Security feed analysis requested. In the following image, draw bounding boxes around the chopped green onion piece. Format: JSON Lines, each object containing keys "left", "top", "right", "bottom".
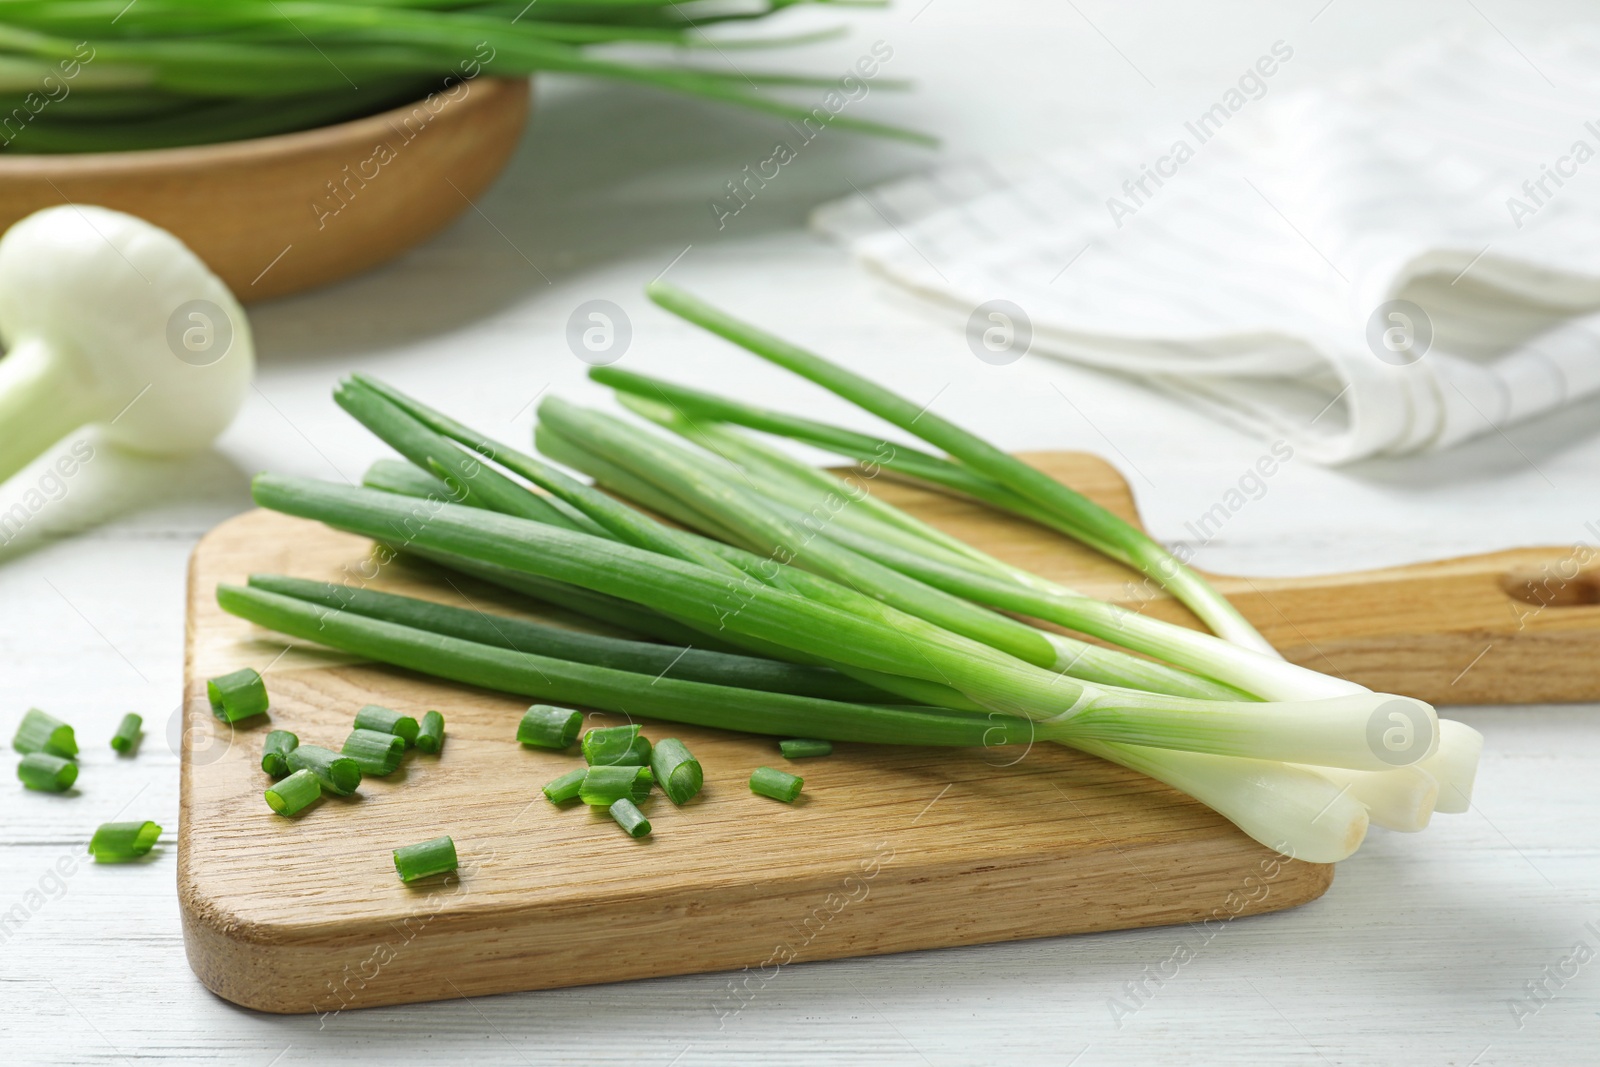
{"left": 543, "top": 767, "right": 588, "bottom": 805}
{"left": 578, "top": 765, "right": 653, "bottom": 806}
{"left": 110, "top": 713, "right": 143, "bottom": 755}
{"left": 779, "top": 738, "right": 832, "bottom": 759}
{"left": 17, "top": 752, "right": 77, "bottom": 792}
{"left": 265, "top": 768, "right": 322, "bottom": 816}
{"left": 609, "top": 798, "right": 652, "bottom": 838}
{"left": 261, "top": 730, "right": 299, "bottom": 778}
{"left": 518, "top": 704, "right": 582, "bottom": 749}
{"left": 353, "top": 704, "right": 419, "bottom": 746}
{"left": 342, "top": 728, "right": 406, "bottom": 776}
{"left": 394, "top": 835, "right": 458, "bottom": 883}
{"left": 285, "top": 744, "right": 362, "bottom": 796}
{"left": 582, "top": 723, "right": 652, "bottom": 767}
{"left": 415, "top": 710, "right": 446, "bottom": 754}
{"left": 87, "top": 821, "right": 161, "bottom": 862}
{"left": 206, "top": 667, "right": 270, "bottom": 723}
{"left": 649, "top": 738, "right": 703, "bottom": 805}
{"left": 13, "top": 707, "right": 77, "bottom": 759}
{"left": 750, "top": 766, "right": 803, "bottom": 802}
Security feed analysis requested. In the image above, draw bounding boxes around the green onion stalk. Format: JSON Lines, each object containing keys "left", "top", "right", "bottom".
{"left": 575, "top": 377, "right": 1479, "bottom": 835}
{"left": 346, "top": 374, "right": 1244, "bottom": 704}
{"left": 414, "top": 371, "right": 1462, "bottom": 814}
{"left": 540, "top": 392, "right": 1343, "bottom": 702}
{"left": 220, "top": 299, "right": 1484, "bottom": 860}
{"left": 583, "top": 285, "right": 1489, "bottom": 831}
{"left": 251, "top": 573, "right": 892, "bottom": 703}
{"left": 635, "top": 281, "right": 1277, "bottom": 655}
{"left": 324, "top": 388, "right": 1363, "bottom": 764}
{"left": 0, "top": 1, "right": 932, "bottom": 153}
{"left": 528, "top": 404, "right": 1484, "bottom": 796}
{"left": 578, "top": 292, "right": 1483, "bottom": 832}
{"left": 240, "top": 470, "right": 1446, "bottom": 841}
{"left": 219, "top": 579, "right": 1373, "bottom": 861}
{"left": 338, "top": 375, "right": 987, "bottom": 706}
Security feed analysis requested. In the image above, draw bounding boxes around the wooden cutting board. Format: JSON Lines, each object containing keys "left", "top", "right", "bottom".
{"left": 179, "top": 451, "right": 1584, "bottom": 1014}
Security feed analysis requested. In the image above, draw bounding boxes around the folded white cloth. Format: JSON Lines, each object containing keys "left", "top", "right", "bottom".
{"left": 813, "top": 30, "right": 1600, "bottom": 464}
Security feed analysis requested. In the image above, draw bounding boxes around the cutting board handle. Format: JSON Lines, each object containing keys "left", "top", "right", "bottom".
{"left": 930, "top": 452, "right": 1600, "bottom": 706}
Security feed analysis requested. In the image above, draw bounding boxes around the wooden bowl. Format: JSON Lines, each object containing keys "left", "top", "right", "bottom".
{"left": 0, "top": 78, "right": 531, "bottom": 302}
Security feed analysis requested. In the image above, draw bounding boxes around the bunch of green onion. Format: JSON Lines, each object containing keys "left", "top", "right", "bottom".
{"left": 220, "top": 283, "right": 1483, "bottom": 864}
{"left": 0, "top": 0, "right": 926, "bottom": 153}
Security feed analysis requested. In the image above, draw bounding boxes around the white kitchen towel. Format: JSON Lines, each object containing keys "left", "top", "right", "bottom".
{"left": 813, "top": 30, "right": 1600, "bottom": 464}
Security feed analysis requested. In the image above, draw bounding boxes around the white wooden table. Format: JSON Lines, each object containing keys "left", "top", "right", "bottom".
{"left": 4, "top": 2, "right": 1599, "bottom": 1063}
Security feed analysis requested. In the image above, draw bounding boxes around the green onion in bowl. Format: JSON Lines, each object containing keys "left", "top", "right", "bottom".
{"left": 0, "top": 3, "right": 931, "bottom": 153}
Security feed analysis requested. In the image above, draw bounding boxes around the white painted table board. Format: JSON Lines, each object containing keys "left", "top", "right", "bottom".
{"left": 3, "top": 2, "right": 1599, "bottom": 1064}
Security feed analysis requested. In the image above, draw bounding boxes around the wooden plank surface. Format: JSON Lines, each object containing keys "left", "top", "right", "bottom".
{"left": 179, "top": 452, "right": 1345, "bottom": 1014}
